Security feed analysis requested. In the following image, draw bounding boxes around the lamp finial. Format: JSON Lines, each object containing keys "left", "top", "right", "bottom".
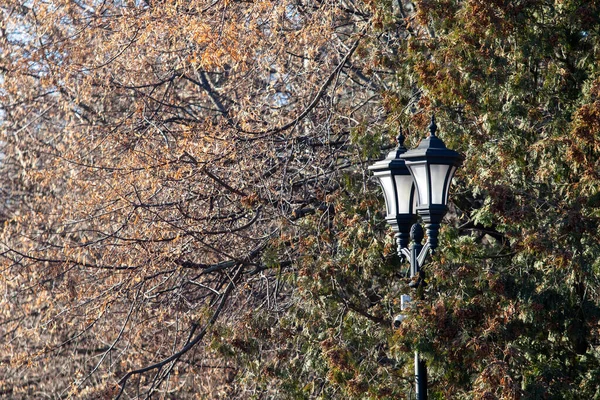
{"left": 428, "top": 115, "right": 437, "bottom": 137}
{"left": 396, "top": 127, "right": 406, "bottom": 149}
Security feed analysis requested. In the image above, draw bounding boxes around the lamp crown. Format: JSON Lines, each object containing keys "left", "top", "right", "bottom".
{"left": 428, "top": 115, "right": 437, "bottom": 137}
{"left": 400, "top": 116, "right": 464, "bottom": 167}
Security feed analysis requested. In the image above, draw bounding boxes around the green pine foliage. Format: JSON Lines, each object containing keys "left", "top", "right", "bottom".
{"left": 399, "top": 1, "right": 600, "bottom": 398}
{"left": 397, "top": 1, "right": 600, "bottom": 398}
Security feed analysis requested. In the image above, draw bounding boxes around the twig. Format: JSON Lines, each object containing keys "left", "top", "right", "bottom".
{"left": 115, "top": 265, "right": 242, "bottom": 398}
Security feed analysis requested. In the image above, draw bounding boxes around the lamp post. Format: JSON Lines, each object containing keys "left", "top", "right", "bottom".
{"left": 369, "top": 116, "right": 463, "bottom": 400}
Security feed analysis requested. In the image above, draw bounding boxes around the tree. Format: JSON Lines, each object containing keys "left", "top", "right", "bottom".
{"left": 1, "top": 0, "right": 600, "bottom": 399}
{"left": 391, "top": 1, "right": 600, "bottom": 398}
{"left": 0, "top": 0, "right": 383, "bottom": 397}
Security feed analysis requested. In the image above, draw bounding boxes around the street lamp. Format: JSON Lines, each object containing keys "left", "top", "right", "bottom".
{"left": 368, "top": 128, "right": 418, "bottom": 251}
{"left": 401, "top": 116, "right": 463, "bottom": 252}
{"left": 369, "top": 116, "right": 463, "bottom": 400}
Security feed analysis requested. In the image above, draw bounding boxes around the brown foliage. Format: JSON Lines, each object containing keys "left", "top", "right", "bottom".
{"left": 0, "top": 0, "right": 396, "bottom": 397}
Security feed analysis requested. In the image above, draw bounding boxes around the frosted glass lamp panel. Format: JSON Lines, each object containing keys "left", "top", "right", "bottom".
{"left": 377, "top": 175, "right": 396, "bottom": 216}
{"left": 410, "top": 164, "right": 429, "bottom": 206}
{"left": 394, "top": 175, "right": 415, "bottom": 214}
{"left": 430, "top": 164, "right": 452, "bottom": 205}
{"left": 444, "top": 166, "right": 457, "bottom": 204}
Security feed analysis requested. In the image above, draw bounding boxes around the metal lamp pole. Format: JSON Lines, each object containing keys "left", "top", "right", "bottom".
{"left": 399, "top": 223, "right": 429, "bottom": 400}
{"left": 370, "top": 116, "right": 463, "bottom": 400}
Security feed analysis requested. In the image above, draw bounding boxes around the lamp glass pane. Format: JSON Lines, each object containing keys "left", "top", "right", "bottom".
{"left": 410, "top": 164, "right": 429, "bottom": 205}
{"left": 377, "top": 175, "right": 396, "bottom": 216}
{"left": 444, "top": 166, "right": 457, "bottom": 204}
{"left": 394, "top": 175, "right": 415, "bottom": 214}
{"left": 430, "top": 164, "right": 452, "bottom": 205}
